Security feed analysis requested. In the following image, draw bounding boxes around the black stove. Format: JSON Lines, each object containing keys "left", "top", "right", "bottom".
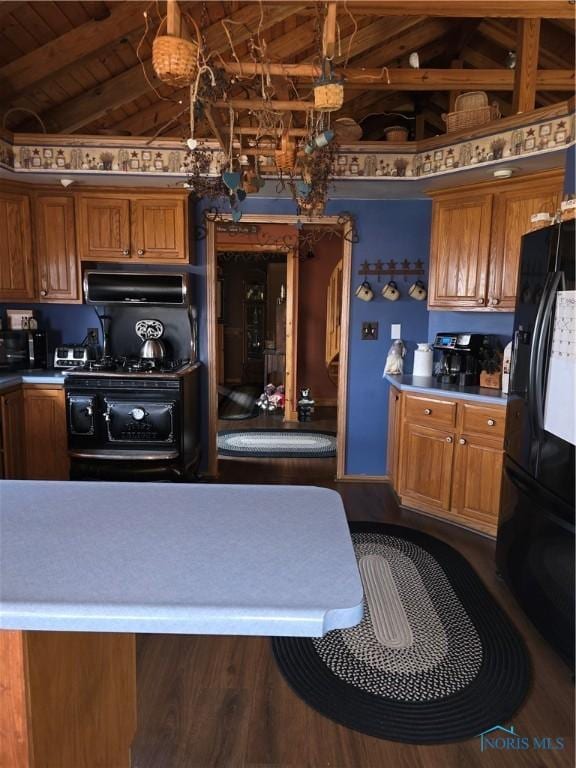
{"left": 64, "top": 357, "right": 200, "bottom": 481}
{"left": 67, "top": 356, "right": 192, "bottom": 378}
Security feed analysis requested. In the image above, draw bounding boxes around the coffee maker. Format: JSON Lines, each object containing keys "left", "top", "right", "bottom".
{"left": 433, "top": 333, "right": 485, "bottom": 387}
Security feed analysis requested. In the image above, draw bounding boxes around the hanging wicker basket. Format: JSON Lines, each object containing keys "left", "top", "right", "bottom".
{"left": 152, "top": 18, "right": 198, "bottom": 88}
{"left": 314, "top": 82, "right": 344, "bottom": 112}
{"left": 275, "top": 133, "right": 297, "bottom": 174}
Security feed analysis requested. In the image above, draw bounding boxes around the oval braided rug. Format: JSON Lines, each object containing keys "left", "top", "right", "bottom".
{"left": 272, "top": 522, "right": 531, "bottom": 744}
{"left": 217, "top": 429, "right": 336, "bottom": 458}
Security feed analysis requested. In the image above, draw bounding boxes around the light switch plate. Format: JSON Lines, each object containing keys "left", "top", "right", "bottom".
{"left": 391, "top": 323, "right": 401, "bottom": 339}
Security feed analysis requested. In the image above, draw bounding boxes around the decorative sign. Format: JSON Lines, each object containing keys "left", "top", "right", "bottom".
{"left": 215, "top": 222, "right": 259, "bottom": 235}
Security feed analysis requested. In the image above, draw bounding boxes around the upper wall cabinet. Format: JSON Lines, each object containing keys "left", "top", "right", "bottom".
{"left": 78, "top": 193, "right": 189, "bottom": 263}
{"left": 32, "top": 194, "right": 80, "bottom": 303}
{"left": 0, "top": 191, "right": 35, "bottom": 301}
{"left": 428, "top": 170, "right": 563, "bottom": 311}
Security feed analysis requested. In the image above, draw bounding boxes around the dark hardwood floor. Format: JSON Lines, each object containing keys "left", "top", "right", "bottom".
{"left": 131, "top": 457, "right": 574, "bottom": 768}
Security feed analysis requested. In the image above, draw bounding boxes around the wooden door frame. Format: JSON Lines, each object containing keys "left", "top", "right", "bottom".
{"left": 205, "top": 213, "right": 353, "bottom": 479}
{"left": 214, "top": 242, "right": 299, "bottom": 422}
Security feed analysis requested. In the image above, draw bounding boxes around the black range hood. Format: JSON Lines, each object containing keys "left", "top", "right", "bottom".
{"left": 84, "top": 271, "right": 189, "bottom": 306}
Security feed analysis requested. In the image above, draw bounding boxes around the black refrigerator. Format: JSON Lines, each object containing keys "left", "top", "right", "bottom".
{"left": 496, "top": 220, "right": 575, "bottom": 668}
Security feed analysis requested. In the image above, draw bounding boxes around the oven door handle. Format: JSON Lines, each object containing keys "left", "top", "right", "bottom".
{"left": 69, "top": 449, "right": 180, "bottom": 461}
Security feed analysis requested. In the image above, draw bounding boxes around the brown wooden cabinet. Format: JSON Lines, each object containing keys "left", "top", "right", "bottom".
{"left": 452, "top": 435, "right": 504, "bottom": 528}
{"left": 0, "top": 191, "right": 35, "bottom": 301}
{"left": 428, "top": 170, "right": 563, "bottom": 311}
{"left": 393, "top": 390, "right": 506, "bottom": 536}
{"left": 399, "top": 423, "right": 454, "bottom": 513}
{"left": 387, "top": 386, "right": 401, "bottom": 486}
{"left": 0, "top": 388, "right": 25, "bottom": 479}
{"left": 22, "top": 386, "right": 69, "bottom": 480}
{"left": 78, "top": 193, "right": 188, "bottom": 263}
{"left": 33, "top": 194, "right": 80, "bottom": 302}
{"left": 428, "top": 192, "right": 492, "bottom": 309}
{"left": 488, "top": 179, "right": 562, "bottom": 309}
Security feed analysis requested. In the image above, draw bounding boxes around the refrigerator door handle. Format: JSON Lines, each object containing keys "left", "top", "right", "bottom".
{"left": 532, "top": 271, "right": 564, "bottom": 432}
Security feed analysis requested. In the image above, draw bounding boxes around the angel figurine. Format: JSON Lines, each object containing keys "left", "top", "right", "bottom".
{"left": 384, "top": 339, "right": 406, "bottom": 375}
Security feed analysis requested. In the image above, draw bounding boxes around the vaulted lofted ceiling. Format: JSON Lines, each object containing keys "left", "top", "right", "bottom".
{"left": 0, "top": 1, "right": 574, "bottom": 144}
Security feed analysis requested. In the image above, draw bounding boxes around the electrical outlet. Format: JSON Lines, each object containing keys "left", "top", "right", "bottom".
{"left": 391, "top": 323, "right": 401, "bottom": 340}
{"left": 87, "top": 328, "right": 99, "bottom": 345}
{"left": 361, "top": 322, "right": 378, "bottom": 340}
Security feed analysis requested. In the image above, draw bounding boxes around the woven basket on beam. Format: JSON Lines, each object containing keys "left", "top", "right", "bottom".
{"left": 314, "top": 82, "right": 344, "bottom": 112}
{"left": 442, "top": 91, "right": 500, "bottom": 133}
{"left": 152, "top": 21, "right": 198, "bottom": 88}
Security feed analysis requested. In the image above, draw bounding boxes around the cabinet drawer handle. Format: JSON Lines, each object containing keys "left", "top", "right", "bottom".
{"left": 122, "top": 248, "right": 130, "bottom": 256}
{"left": 487, "top": 418, "right": 496, "bottom": 426}
{"left": 459, "top": 438, "right": 466, "bottom": 445}
{"left": 137, "top": 249, "right": 145, "bottom": 256}
{"left": 446, "top": 436, "right": 453, "bottom": 443}
{"left": 477, "top": 297, "right": 485, "bottom": 305}
{"left": 424, "top": 408, "right": 432, "bottom": 415}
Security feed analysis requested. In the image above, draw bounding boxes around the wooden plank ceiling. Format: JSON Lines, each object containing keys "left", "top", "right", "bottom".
{"left": 0, "top": 1, "right": 574, "bottom": 142}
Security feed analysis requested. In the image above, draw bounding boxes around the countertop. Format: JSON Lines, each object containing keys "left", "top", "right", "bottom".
{"left": 0, "top": 481, "right": 364, "bottom": 637}
{"left": 0, "top": 369, "right": 68, "bottom": 391}
{"left": 384, "top": 374, "right": 508, "bottom": 405}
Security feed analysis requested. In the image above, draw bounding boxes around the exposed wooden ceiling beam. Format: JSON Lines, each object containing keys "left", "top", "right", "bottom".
{"left": 514, "top": 19, "right": 541, "bottom": 112}
{"left": 21, "top": 2, "right": 305, "bottom": 134}
{"left": 333, "top": 17, "right": 423, "bottom": 65}
{"left": 1, "top": 25, "right": 150, "bottom": 113}
{"left": 220, "top": 64, "right": 574, "bottom": 90}
{"left": 0, "top": 2, "right": 148, "bottom": 99}
{"left": 338, "top": 18, "right": 454, "bottom": 69}
{"left": 38, "top": 61, "right": 164, "bottom": 134}
{"left": 112, "top": 90, "right": 188, "bottom": 136}
{"left": 290, "top": 2, "right": 575, "bottom": 19}
{"left": 323, "top": 2, "right": 338, "bottom": 59}
{"left": 478, "top": 19, "right": 572, "bottom": 69}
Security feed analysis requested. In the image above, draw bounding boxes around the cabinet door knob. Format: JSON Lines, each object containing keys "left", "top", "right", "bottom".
{"left": 424, "top": 408, "right": 432, "bottom": 415}
{"left": 446, "top": 436, "right": 453, "bottom": 443}
{"left": 40, "top": 289, "right": 48, "bottom": 297}
{"left": 490, "top": 297, "right": 500, "bottom": 306}
{"left": 122, "top": 248, "right": 130, "bottom": 256}
{"left": 137, "top": 249, "right": 145, "bottom": 256}
{"left": 487, "top": 418, "right": 496, "bottom": 426}
{"left": 459, "top": 438, "right": 466, "bottom": 445}
{"left": 477, "top": 297, "right": 485, "bottom": 305}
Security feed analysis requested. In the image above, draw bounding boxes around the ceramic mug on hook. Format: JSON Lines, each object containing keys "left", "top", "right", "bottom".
{"left": 381, "top": 280, "right": 400, "bottom": 301}
{"left": 355, "top": 280, "right": 374, "bottom": 302}
{"left": 408, "top": 280, "right": 427, "bottom": 301}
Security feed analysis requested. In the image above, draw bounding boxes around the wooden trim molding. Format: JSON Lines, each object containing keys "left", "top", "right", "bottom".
{"left": 337, "top": 475, "right": 390, "bottom": 483}
{"left": 206, "top": 213, "right": 353, "bottom": 479}
{"left": 1, "top": 102, "right": 573, "bottom": 186}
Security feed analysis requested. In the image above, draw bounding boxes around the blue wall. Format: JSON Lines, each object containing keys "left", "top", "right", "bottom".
{"left": 193, "top": 196, "right": 432, "bottom": 476}
{"left": 324, "top": 199, "right": 432, "bottom": 475}
{"left": 565, "top": 143, "right": 575, "bottom": 195}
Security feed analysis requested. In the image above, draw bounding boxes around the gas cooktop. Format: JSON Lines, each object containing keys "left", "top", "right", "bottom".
{"left": 66, "top": 357, "right": 192, "bottom": 377}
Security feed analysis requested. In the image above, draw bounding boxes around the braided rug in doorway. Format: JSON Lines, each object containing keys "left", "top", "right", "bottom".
{"left": 272, "top": 522, "right": 530, "bottom": 744}
{"left": 217, "top": 429, "right": 336, "bottom": 458}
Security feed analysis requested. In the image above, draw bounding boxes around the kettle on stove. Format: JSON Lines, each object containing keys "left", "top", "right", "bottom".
{"left": 135, "top": 319, "right": 166, "bottom": 360}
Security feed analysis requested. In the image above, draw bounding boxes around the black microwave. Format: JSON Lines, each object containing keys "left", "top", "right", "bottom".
{"left": 0, "top": 330, "right": 48, "bottom": 370}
